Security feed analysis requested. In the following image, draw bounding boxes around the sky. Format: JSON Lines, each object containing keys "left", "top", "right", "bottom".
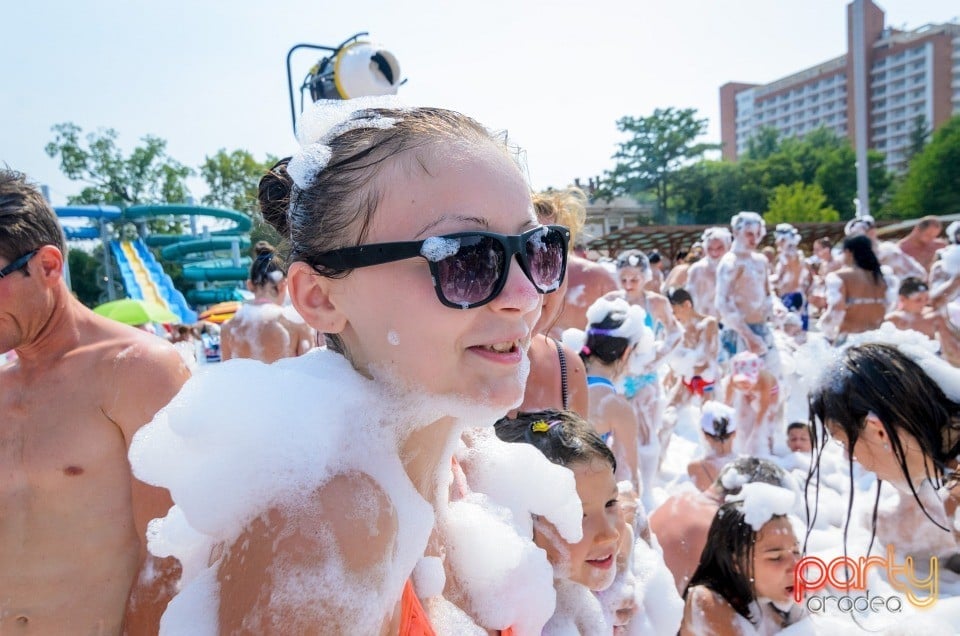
{"left": 2, "top": 0, "right": 958, "bottom": 206}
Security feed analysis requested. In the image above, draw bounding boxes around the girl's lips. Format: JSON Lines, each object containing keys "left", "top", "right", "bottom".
{"left": 586, "top": 555, "right": 614, "bottom": 570}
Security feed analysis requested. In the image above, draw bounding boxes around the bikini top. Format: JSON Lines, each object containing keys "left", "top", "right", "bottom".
{"left": 846, "top": 295, "right": 887, "bottom": 306}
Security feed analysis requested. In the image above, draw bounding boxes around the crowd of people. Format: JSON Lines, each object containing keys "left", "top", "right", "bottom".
{"left": 4, "top": 97, "right": 960, "bottom": 634}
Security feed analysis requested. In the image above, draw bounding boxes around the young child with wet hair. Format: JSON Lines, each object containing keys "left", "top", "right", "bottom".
{"left": 686, "top": 401, "right": 737, "bottom": 492}
{"left": 679, "top": 496, "right": 805, "bottom": 635}
{"left": 495, "top": 409, "right": 637, "bottom": 633}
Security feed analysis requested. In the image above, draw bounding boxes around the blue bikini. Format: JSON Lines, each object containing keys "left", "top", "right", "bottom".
{"left": 586, "top": 376, "right": 616, "bottom": 442}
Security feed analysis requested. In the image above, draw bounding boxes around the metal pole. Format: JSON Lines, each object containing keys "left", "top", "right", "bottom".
{"left": 852, "top": 0, "right": 870, "bottom": 217}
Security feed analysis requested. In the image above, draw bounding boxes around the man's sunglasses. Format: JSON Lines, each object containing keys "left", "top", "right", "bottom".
{"left": 311, "top": 225, "right": 570, "bottom": 309}
{"left": 0, "top": 250, "right": 37, "bottom": 279}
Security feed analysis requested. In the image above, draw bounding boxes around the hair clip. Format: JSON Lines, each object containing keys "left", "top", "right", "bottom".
{"left": 581, "top": 345, "right": 591, "bottom": 355}
{"left": 531, "top": 419, "right": 561, "bottom": 433}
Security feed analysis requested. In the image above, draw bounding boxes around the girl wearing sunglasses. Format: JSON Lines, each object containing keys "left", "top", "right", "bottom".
{"left": 131, "top": 102, "right": 570, "bottom": 634}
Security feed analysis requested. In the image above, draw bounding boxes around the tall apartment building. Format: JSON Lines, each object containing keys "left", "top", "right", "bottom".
{"left": 720, "top": 0, "right": 960, "bottom": 172}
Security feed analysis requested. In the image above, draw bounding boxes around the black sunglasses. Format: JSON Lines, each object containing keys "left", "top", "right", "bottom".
{"left": 0, "top": 250, "right": 37, "bottom": 279}
{"left": 311, "top": 225, "right": 570, "bottom": 309}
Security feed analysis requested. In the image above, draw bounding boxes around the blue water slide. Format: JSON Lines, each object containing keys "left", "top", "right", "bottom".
{"left": 109, "top": 241, "right": 144, "bottom": 301}
{"left": 55, "top": 205, "right": 122, "bottom": 240}
{"left": 132, "top": 239, "right": 197, "bottom": 323}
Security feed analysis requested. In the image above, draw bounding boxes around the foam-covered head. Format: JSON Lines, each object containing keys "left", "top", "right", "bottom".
{"left": 947, "top": 221, "right": 960, "bottom": 245}
{"left": 701, "top": 227, "right": 732, "bottom": 260}
{"left": 773, "top": 223, "right": 800, "bottom": 248}
{"left": 700, "top": 401, "right": 736, "bottom": 439}
{"left": 844, "top": 214, "right": 875, "bottom": 237}
{"left": 730, "top": 212, "right": 766, "bottom": 241}
{"left": 563, "top": 296, "right": 654, "bottom": 368}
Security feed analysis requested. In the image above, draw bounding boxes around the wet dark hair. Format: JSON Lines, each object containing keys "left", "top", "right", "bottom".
{"left": 258, "top": 107, "right": 514, "bottom": 354}
{"left": 495, "top": 408, "right": 616, "bottom": 473}
{"left": 787, "top": 422, "right": 810, "bottom": 435}
{"left": 579, "top": 305, "right": 633, "bottom": 365}
{"left": 705, "top": 416, "right": 734, "bottom": 441}
{"left": 714, "top": 457, "right": 789, "bottom": 497}
{"left": 666, "top": 287, "right": 693, "bottom": 307}
{"left": 0, "top": 169, "right": 66, "bottom": 261}
{"left": 648, "top": 250, "right": 662, "bottom": 265}
{"left": 248, "top": 241, "right": 284, "bottom": 289}
{"left": 898, "top": 276, "right": 929, "bottom": 297}
{"left": 842, "top": 234, "right": 884, "bottom": 285}
{"left": 807, "top": 343, "right": 960, "bottom": 544}
{"left": 685, "top": 501, "right": 776, "bottom": 622}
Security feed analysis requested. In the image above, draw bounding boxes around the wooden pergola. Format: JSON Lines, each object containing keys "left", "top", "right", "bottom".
{"left": 586, "top": 220, "right": 908, "bottom": 260}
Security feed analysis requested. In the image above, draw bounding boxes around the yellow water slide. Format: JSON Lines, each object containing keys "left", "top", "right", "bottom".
{"left": 120, "top": 241, "right": 172, "bottom": 310}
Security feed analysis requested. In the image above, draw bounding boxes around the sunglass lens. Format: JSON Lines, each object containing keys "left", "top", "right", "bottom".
{"left": 526, "top": 228, "right": 565, "bottom": 291}
{"left": 435, "top": 236, "right": 504, "bottom": 307}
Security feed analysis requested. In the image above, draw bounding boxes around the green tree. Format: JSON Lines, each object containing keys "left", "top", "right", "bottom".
{"left": 763, "top": 182, "right": 839, "bottom": 224}
{"left": 66, "top": 248, "right": 103, "bottom": 307}
{"left": 906, "top": 114, "right": 930, "bottom": 163}
{"left": 743, "top": 127, "right": 781, "bottom": 161}
{"left": 601, "top": 107, "right": 718, "bottom": 220}
{"left": 200, "top": 149, "right": 281, "bottom": 247}
{"left": 892, "top": 115, "right": 960, "bottom": 216}
{"left": 670, "top": 160, "right": 746, "bottom": 225}
{"left": 45, "top": 122, "right": 192, "bottom": 206}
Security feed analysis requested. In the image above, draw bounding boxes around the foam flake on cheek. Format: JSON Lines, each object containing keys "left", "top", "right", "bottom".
{"left": 421, "top": 237, "right": 461, "bottom": 262}
{"left": 387, "top": 330, "right": 400, "bottom": 346}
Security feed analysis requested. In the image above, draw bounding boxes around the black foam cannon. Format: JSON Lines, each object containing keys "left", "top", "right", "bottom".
{"left": 287, "top": 33, "right": 405, "bottom": 134}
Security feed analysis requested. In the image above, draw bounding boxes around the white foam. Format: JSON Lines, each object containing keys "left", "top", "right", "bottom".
{"left": 421, "top": 236, "right": 460, "bottom": 261}
{"left": 725, "top": 482, "right": 797, "bottom": 531}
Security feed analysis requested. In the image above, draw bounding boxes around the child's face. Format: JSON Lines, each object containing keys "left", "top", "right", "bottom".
{"left": 787, "top": 427, "right": 812, "bottom": 453}
{"left": 751, "top": 517, "right": 801, "bottom": 605}
{"left": 534, "top": 461, "right": 621, "bottom": 591}
{"left": 900, "top": 291, "right": 929, "bottom": 314}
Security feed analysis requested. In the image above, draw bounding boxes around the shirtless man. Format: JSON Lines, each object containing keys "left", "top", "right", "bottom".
{"left": 648, "top": 457, "right": 790, "bottom": 594}
{"left": 0, "top": 170, "right": 190, "bottom": 633}
{"left": 771, "top": 223, "right": 812, "bottom": 330}
{"left": 665, "top": 288, "right": 719, "bottom": 409}
{"left": 662, "top": 246, "right": 701, "bottom": 293}
{"left": 715, "top": 212, "right": 780, "bottom": 378}
{"left": 885, "top": 276, "right": 960, "bottom": 365}
{"left": 898, "top": 216, "right": 946, "bottom": 274}
{"left": 846, "top": 215, "right": 927, "bottom": 282}
{"left": 723, "top": 352, "right": 782, "bottom": 456}
{"left": 220, "top": 241, "right": 315, "bottom": 363}
{"left": 686, "top": 228, "right": 731, "bottom": 320}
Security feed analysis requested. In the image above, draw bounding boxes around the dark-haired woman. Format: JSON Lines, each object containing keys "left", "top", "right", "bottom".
{"left": 220, "top": 241, "right": 315, "bottom": 363}
{"left": 809, "top": 342, "right": 960, "bottom": 538}
{"left": 818, "top": 234, "right": 896, "bottom": 344}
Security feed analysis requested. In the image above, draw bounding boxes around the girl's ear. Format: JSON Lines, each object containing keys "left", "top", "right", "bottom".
{"left": 286, "top": 262, "right": 347, "bottom": 334}
{"left": 864, "top": 411, "right": 886, "bottom": 440}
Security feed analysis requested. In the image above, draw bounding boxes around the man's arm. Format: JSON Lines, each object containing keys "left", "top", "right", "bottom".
{"left": 106, "top": 338, "right": 190, "bottom": 633}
